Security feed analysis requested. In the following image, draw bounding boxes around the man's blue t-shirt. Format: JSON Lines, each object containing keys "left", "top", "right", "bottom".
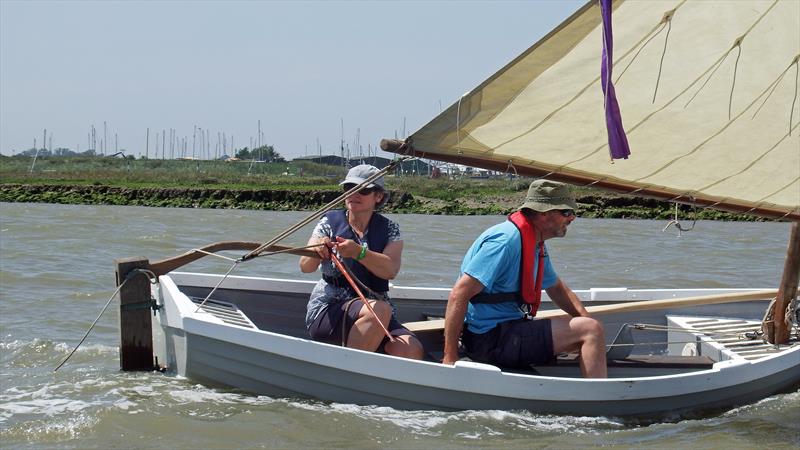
{"left": 461, "top": 220, "right": 557, "bottom": 334}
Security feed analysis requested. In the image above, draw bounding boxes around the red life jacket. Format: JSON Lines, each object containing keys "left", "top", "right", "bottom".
{"left": 508, "top": 211, "right": 545, "bottom": 314}
{"left": 469, "top": 211, "right": 545, "bottom": 317}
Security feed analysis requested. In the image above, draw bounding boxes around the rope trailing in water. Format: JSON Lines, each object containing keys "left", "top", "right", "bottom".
{"left": 54, "top": 268, "right": 157, "bottom": 372}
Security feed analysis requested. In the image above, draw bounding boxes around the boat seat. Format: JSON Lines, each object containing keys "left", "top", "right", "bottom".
{"left": 404, "top": 318, "right": 445, "bottom": 333}
{"left": 555, "top": 353, "right": 716, "bottom": 369}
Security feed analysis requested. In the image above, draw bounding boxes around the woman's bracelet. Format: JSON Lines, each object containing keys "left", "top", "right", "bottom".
{"left": 355, "top": 243, "right": 368, "bottom": 261}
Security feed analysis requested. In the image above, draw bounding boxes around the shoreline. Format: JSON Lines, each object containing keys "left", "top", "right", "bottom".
{"left": 0, "top": 183, "right": 762, "bottom": 220}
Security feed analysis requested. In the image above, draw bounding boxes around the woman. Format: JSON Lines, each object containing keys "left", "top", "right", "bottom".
{"left": 299, "top": 164, "right": 424, "bottom": 359}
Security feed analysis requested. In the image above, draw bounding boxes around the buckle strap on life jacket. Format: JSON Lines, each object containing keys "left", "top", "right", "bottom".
{"left": 469, "top": 292, "right": 523, "bottom": 304}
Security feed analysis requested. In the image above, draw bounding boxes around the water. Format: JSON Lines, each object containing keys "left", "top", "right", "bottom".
{"left": 1, "top": 203, "right": 798, "bottom": 449}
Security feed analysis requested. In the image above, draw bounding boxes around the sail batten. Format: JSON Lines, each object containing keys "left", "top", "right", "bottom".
{"left": 387, "top": 0, "right": 800, "bottom": 220}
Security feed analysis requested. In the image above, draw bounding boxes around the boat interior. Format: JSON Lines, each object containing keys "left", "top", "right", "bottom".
{"left": 176, "top": 283, "right": 797, "bottom": 379}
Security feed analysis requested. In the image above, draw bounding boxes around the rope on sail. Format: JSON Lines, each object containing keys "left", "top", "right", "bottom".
{"left": 791, "top": 56, "right": 799, "bottom": 135}
{"left": 728, "top": 43, "right": 743, "bottom": 120}
{"left": 683, "top": 40, "right": 739, "bottom": 109}
{"left": 491, "top": 2, "right": 685, "bottom": 153}
{"left": 614, "top": 9, "right": 673, "bottom": 86}
{"left": 561, "top": 0, "right": 782, "bottom": 170}
{"left": 684, "top": 0, "right": 779, "bottom": 110}
{"left": 750, "top": 56, "right": 796, "bottom": 120}
{"left": 651, "top": 10, "right": 674, "bottom": 104}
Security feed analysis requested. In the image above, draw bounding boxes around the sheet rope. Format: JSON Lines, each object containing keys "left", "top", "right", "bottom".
{"left": 761, "top": 294, "right": 800, "bottom": 341}
{"left": 54, "top": 268, "right": 157, "bottom": 372}
{"left": 603, "top": 321, "right": 792, "bottom": 353}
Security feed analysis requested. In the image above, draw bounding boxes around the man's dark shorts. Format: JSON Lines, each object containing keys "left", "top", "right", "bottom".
{"left": 308, "top": 299, "right": 414, "bottom": 351}
{"left": 462, "top": 318, "right": 555, "bottom": 368}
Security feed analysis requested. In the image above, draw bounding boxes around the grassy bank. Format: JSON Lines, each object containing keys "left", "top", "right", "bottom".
{"left": 0, "top": 155, "right": 757, "bottom": 220}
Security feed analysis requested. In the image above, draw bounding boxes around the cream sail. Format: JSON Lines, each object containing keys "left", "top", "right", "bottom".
{"left": 385, "top": 0, "right": 800, "bottom": 220}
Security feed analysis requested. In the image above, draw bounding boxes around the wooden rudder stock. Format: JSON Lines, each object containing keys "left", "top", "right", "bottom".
{"left": 116, "top": 257, "right": 155, "bottom": 371}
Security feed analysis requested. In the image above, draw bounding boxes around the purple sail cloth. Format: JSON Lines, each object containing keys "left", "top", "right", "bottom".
{"left": 600, "top": 0, "right": 631, "bottom": 160}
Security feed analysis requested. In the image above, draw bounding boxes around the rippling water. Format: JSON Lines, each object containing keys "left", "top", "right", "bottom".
{"left": 1, "top": 203, "right": 798, "bottom": 449}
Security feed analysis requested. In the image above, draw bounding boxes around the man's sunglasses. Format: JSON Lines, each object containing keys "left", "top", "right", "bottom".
{"left": 557, "top": 209, "right": 575, "bottom": 217}
{"left": 343, "top": 184, "right": 378, "bottom": 195}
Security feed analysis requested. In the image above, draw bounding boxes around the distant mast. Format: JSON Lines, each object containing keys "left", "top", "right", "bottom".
{"left": 340, "top": 118, "right": 345, "bottom": 166}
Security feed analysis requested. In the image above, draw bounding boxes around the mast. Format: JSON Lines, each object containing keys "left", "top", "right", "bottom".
{"left": 770, "top": 222, "right": 800, "bottom": 344}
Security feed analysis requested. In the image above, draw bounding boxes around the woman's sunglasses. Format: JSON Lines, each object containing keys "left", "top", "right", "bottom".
{"left": 343, "top": 184, "right": 378, "bottom": 195}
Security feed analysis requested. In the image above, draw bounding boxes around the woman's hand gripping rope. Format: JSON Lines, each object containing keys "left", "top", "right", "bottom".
{"left": 327, "top": 244, "right": 395, "bottom": 343}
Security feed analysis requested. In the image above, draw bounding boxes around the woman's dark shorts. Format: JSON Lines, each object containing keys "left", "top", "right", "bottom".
{"left": 308, "top": 299, "right": 414, "bottom": 351}
{"left": 462, "top": 318, "right": 555, "bottom": 368}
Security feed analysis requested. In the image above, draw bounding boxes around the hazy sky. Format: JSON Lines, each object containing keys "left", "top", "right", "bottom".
{"left": 1, "top": 0, "right": 584, "bottom": 160}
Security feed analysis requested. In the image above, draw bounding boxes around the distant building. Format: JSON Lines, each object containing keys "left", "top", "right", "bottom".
{"left": 293, "top": 155, "right": 433, "bottom": 175}
{"left": 293, "top": 155, "right": 348, "bottom": 167}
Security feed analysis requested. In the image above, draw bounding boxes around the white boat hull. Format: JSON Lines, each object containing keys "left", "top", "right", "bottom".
{"left": 152, "top": 272, "right": 800, "bottom": 420}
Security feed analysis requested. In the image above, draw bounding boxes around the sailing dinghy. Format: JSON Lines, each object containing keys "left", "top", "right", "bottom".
{"left": 113, "top": 0, "right": 799, "bottom": 420}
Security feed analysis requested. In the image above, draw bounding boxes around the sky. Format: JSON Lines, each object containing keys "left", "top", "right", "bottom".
{"left": 0, "top": 0, "right": 584, "bottom": 160}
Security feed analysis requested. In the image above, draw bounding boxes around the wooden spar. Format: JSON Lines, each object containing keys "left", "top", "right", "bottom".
{"left": 380, "top": 139, "right": 800, "bottom": 221}
{"left": 404, "top": 289, "right": 791, "bottom": 333}
{"left": 149, "top": 241, "right": 317, "bottom": 277}
{"left": 769, "top": 221, "right": 800, "bottom": 344}
{"left": 115, "top": 257, "right": 154, "bottom": 371}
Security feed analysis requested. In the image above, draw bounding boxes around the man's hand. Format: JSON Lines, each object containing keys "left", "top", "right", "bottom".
{"left": 545, "top": 278, "right": 590, "bottom": 318}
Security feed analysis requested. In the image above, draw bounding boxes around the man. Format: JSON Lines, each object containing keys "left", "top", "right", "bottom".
{"left": 442, "top": 179, "right": 607, "bottom": 378}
